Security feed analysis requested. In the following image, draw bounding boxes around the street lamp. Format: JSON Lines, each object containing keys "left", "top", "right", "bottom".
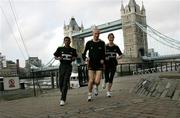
{"left": 30, "top": 66, "right": 36, "bottom": 96}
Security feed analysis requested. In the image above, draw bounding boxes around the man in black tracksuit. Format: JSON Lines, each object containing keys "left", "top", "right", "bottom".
{"left": 54, "top": 36, "right": 77, "bottom": 106}
{"left": 82, "top": 27, "right": 105, "bottom": 101}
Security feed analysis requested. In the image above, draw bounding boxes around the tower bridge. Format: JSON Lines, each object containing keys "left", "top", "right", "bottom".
{"left": 18, "top": 0, "right": 180, "bottom": 79}
{"left": 71, "top": 19, "right": 122, "bottom": 38}
{"left": 64, "top": 0, "right": 147, "bottom": 63}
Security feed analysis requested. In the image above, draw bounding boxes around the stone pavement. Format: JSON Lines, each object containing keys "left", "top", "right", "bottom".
{"left": 0, "top": 73, "right": 180, "bottom": 118}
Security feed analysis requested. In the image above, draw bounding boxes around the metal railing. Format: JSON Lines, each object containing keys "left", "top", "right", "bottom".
{"left": 116, "top": 61, "right": 180, "bottom": 76}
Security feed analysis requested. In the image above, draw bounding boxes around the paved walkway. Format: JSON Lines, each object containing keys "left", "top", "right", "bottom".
{"left": 0, "top": 73, "right": 180, "bottom": 118}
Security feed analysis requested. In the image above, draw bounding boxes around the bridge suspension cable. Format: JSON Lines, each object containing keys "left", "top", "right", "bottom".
{"left": 0, "top": 5, "right": 26, "bottom": 60}
{"left": 135, "top": 22, "right": 180, "bottom": 50}
{"left": 147, "top": 25, "right": 180, "bottom": 45}
{"left": 43, "top": 57, "right": 56, "bottom": 67}
{"left": 9, "top": 0, "right": 30, "bottom": 58}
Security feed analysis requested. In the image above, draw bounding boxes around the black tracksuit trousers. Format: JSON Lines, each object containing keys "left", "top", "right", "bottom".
{"left": 105, "top": 66, "right": 116, "bottom": 83}
{"left": 59, "top": 64, "right": 72, "bottom": 101}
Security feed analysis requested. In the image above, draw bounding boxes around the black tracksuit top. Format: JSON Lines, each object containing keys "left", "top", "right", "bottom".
{"left": 54, "top": 46, "right": 77, "bottom": 65}
{"left": 105, "top": 44, "right": 122, "bottom": 67}
{"left": 82, "top": 39, "right": 105, "bottom": 70}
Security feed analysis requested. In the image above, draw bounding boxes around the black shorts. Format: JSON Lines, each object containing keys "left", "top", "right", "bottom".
{"left": 88, "top": 60, "right": 103, "bottom": 70}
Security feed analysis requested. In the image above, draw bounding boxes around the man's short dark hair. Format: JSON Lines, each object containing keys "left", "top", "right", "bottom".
{"left": 64, "top": 36, "right": 71, "bottom": 41}
{"left": 108, "top": 33, "right": 114, "bottom": 38}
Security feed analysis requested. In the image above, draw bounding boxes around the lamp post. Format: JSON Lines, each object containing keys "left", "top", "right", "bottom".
{"left": 31, "top": 68, "right": 36, "bottom": 96}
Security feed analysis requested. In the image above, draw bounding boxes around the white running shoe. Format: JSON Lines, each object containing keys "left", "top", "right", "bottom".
{"left": 106, "top": 91, "right": 111, "bottom": 97}
{"left": 87, "top": 93, "right": 92, "bottom": 102}
{"left": 60, "top": 100, "right": 65, "bottom": 106}
{"left": 87, "top": 95, "right": 92, "bottom": 102}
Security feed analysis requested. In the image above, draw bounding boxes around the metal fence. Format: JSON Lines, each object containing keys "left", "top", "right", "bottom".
{"left": 116, "top": 61, "right": 180, "bottom": 76}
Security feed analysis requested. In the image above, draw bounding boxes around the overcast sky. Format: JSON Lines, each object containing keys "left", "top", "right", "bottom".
{"left": 0, "top": 0, "right": 180, "bottom": 67}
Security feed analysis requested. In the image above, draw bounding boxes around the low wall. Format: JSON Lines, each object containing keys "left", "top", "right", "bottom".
{"left": 132, "top": 72, "right": 180, "bottom": 100}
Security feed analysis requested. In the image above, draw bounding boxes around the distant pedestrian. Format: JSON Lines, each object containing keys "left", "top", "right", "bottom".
{"left": 54, "top": 36, "right": 77, "bottom": 106}
{"left": 104, "top": 33, "right": 122, "bottom": 97}
{"left": 82, "top": 26, "right": 105, "bottom": 101}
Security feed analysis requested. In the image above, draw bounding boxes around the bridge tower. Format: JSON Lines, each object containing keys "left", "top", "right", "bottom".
{"left": 121, "top": 0, "right": 148, "bottom": 62}
{"left": 64, "top": 17, "right": 84, "bottom": 60}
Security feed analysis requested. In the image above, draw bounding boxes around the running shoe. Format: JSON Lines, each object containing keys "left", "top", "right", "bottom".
{"left": 60, "top": 100, "right": 65, "bottom": 106}
{"left": 87, "top": 93, "right": 92, "bottom": 102}
{"left": 106, "top": 91, "right": 111, "bottom": 97}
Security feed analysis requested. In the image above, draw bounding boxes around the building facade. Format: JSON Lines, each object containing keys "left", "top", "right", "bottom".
{"left": 0, "top": 52, "right": 7, "bottom": 69}
{"left": 25, "top": 57, "right": 42, "bottom": 69}
{"left": 0, "top": 60, "right": 18, "bottom": 77}
{"left": 148, "top": 48, "right": 159, "bottom": 57}
{"left": 121, "top": 0, "right": 148, "bottom": 62}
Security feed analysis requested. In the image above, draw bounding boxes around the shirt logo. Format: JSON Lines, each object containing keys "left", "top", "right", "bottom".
{"left": 62, "top": 54, "right": 72, "bottom": 60}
